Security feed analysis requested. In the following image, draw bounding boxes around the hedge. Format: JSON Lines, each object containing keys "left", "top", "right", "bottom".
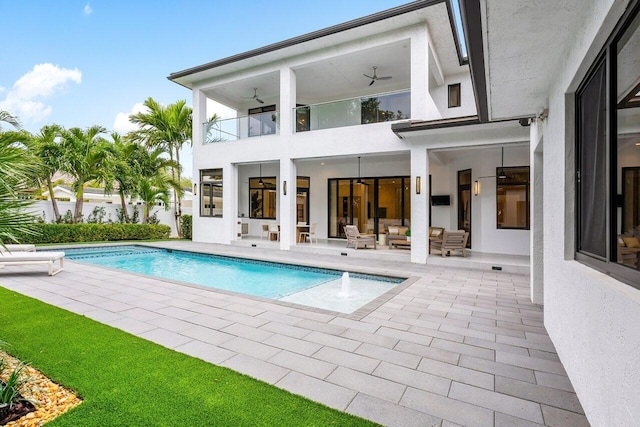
{"left": 180, "top": 215, "right": 192, "bottom": 240}
{"left": 16, "top": 223, "right": 171, "bottom": 244}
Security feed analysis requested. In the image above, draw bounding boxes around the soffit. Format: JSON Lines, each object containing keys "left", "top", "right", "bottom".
{"left": 483, "top": 0, "right": 594, "bottom": 120}
{"left": 172, "top": 1, "right": 466, "bottom": 92}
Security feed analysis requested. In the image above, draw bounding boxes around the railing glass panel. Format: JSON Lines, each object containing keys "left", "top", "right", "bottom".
{"left": 203, "top": 111, "right": 279, "bottom": 144}
{"left": 294, "top": 90, "right": 410, "bottom": 133}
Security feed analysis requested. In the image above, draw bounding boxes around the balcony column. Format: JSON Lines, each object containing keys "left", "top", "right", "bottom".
{"left": 192, "top": 88, "right": 207, "bottom": 145}
{"left": 411, "top": 147, "right": 429, "bottom": 264}
{"left": 411, "top": 27, "right": 429, "bottom": 120}
{"left": 279, "top": 158, "right": 296, "bottom": 250}
{"left": 279, "top": 67, "right": 296, "bottom": 137}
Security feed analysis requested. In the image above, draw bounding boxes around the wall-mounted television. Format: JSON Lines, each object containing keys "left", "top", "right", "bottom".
{"left": 431, "top": 195, "right": 451, "bottom": 206}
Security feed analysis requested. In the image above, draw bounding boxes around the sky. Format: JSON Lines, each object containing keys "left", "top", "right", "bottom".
{"left": 0, "top": 0, "right": 418, "bottom": 179}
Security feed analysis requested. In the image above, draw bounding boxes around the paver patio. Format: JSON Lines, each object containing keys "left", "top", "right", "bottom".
{"left": 0, "top": 242, "right": 589, "bottom": 426}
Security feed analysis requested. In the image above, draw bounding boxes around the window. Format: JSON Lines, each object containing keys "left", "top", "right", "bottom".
{"left": 200, "top": 169, "right": 223, "bottom": 217}
{"left": 576, "top": 2, "right": 640, "bottom": 287}
{"left": 248, "top": 105, "right": 277, "bottom": 137}
{"left": 249, "top": 177, "right": 277, "bottom": 219}
{"left": 448, "top": 83, "right": 461, "bottom": 108}
{"left": 497, "top": 166, "right": 530, "bottom": 230}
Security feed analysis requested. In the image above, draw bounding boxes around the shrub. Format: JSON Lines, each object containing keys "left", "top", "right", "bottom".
{"left": 14, "top": 223, "right": 171, "bottom": 244}
{"left": 181, "top": 215, "right": 192, "bottom": 240}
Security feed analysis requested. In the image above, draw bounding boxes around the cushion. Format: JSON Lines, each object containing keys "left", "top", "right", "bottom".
{"left": 623, "top": 236, "right": 640, "bottom": 248}
{"left": 388, "top": 227, "right": 399, "bottom": 235}
{"left": 398, "top": 227, "right": 409, "bottom": 235}
{"left": 618, "top": 236, "right": 626, "bottom": 246}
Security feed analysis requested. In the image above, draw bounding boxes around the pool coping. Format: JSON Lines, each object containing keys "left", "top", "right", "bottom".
{"left": 46, "top": 242, "right": 418, "bottom": 320}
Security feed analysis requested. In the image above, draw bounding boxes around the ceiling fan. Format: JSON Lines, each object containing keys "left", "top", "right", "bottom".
{"left": 478, "top": 147, "right": 509, "bottom": 179}
{"left": 242, "top": 88, "right": 264, "bottom": 104}
{"left": 363, "top": 66, "right": 392, "bottom": 86}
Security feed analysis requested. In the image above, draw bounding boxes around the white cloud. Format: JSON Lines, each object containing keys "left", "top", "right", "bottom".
{"left": 0, "top": 63, "right": 81, "bottom": 123}
{"left": 84, "top": 3, "right": 93, "bottom": 15}
{"left": 113, "top": 103, "right": 148, "bottom": 134}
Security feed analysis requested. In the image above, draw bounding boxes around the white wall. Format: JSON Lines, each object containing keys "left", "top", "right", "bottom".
{"left": 541, "top": 0, "right": 640, "bottom": 425}
{"left": 31, "top": 200, "right": 188, "bottom": 237}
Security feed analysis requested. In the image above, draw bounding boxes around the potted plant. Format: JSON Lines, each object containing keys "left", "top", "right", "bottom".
{"left": 405, "top": 229, "right": 411, "bottom": 242}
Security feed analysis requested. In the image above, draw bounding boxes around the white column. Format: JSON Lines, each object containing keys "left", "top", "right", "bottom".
{"left": 411, "top": 147, "right": 429, "bottom": 264}
{"left": 223, "top": 162, "right": 238, "bottom": 243}
{"left": 279, "top": 67, "right": 296, "bottom": 137}
{"left": 279, "top": 158, "right": 296, "bottom": 250}
{"left": 530, "top": 120, "right": 544, "bottom": 304}
{"left": 411, "top": 27, "right": 429, "bottom": 120}
{"left": 191, "top": 89, "right": 207, "bottom": 241}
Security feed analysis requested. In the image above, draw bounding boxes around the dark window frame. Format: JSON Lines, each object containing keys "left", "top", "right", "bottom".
{"left": 448, "top": 83, "right": 461, "bottom": 108}
{"left": 575, "top": 0, "right": 640, "bottom": 289}
{"left": 249, "top": 176, "right": 277, "bottom": 219}
{"left": 496, "top": 166, "right": 530, "bottom": 230}
{"left": 200, "top": 168, "right": 223, "bottom": 218}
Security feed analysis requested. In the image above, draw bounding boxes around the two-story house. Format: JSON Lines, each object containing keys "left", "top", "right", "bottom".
{"left": 169, "top": 0, "right": 531, "bottom": 267}
{"left": 170, "top": 0, "right": 640, "bottom": 425}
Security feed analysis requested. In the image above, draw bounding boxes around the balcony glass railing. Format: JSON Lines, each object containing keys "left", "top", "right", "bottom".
{"left": 203, "top": 111, "right": 279, "bottom": 144}
{"left": 294, "top": 90, "right": 410, "bottom": 133}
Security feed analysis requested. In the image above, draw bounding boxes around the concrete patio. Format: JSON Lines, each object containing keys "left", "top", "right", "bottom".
{"left": 0, "top": 242, "right": 588, "bottom": 426}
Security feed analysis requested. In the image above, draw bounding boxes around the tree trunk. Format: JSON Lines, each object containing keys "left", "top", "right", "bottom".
{"left": 74, "top": 185, "right": 84, "bottom": 223}
{"left": 47, "top": 178, "right": 61, "bottom": 223}
{"left": 172, "top": 146, "right": 182, "bottom": 237}
{"left": 119, "top": 189, "right": 130, "bottom": 223}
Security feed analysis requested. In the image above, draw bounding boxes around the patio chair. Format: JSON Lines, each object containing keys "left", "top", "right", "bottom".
{"left": 299, "top": 223, "right": 317, "bottom": 244}
{"left": 344, "top": 225, "right": 376, "bottom": 249}
{"left": 268, "top": 224, "right": 280, "bottom": 241}
{"left": 429, "top": 227, "right": 444, "bottom": 239}
{"left": 261, "top": 223, "right": 270, "bottom": 240}
{"left": 429, "top": 230, "right": 469, "bottom": 257}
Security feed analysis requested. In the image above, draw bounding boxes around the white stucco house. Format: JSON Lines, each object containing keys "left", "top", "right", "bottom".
{"left": 170, "top": 0, "right": 640, "bottom": 424}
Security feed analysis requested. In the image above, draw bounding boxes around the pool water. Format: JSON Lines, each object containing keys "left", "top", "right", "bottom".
{"left": 62, "top": 246, "right": 403, "bottom": 313}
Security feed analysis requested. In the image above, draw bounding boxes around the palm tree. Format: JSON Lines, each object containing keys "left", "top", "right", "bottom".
{"left": 0, "top": 110, "right": 20, "bottom": 130}
{"left": 30, "top": 124, "right": 64, "bottom": 222}
{"left": 129, "top": 98, "right": 192, "bottom": 235}
{"left": 136, "top": 174, "right": 175, "bottom": 224}
{"left": 110, "top": 133, "right": 141, "bottom": 223}
{"left": 0, "top": 130, "right": 39, "bottom": 246}
{"left": 59, "top": 126, "right": 114, "bottom": 223}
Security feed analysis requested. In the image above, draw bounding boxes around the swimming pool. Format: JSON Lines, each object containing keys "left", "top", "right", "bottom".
{"left": 62, "top": 245, "right": 404, "bottom": 313}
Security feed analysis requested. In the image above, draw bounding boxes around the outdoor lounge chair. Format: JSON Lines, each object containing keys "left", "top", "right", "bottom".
{"left": 344, "top": 225, "right": 376, "bottom": 249}
{"left": 0, "top": 244, "right": 36, "bottom": 253}
{"left": 299, "top": 223, "right": 318, "bottom": 244}
{"left": 429, "top": 230, "right": 469, "bottom": 257}
{"left": 0, "top": 251, "right": 65, "bottom": 276}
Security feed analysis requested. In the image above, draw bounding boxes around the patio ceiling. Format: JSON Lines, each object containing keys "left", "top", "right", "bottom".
{"left": 481, "top": 0, "right": 598, "bottom": 120}
{"left": 198, "top": 1, "right": 466, "bottom": 111}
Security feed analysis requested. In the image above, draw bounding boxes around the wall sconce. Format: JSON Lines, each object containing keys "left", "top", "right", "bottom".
{"left": 474, "top": 180, "right": 480, "bottom": 196}
{"left": 193, "top": 183, "right": 197, "bottom": 196}
{"left": 416, "top": 176, "right": 421, "bottom": 194}
{"left": 283, "top": 180, "right": 287, "bottom": 196}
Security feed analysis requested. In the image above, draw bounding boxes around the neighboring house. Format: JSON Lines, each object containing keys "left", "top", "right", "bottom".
{"left": 170, "top": 0, "right": 640, "bottom": 425}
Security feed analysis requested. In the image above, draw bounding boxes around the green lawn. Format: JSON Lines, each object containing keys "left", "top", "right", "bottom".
{"left": 0, "top": 287, "right": 376, "bottom": 426}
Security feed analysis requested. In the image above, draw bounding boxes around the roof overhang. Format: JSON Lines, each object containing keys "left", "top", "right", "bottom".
{"left": 168, "top": 0, "right": 465, "bottom": 89}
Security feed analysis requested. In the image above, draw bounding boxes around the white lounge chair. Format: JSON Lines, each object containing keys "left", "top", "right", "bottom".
{"left": 0, "top": 244, "right": 36, "bottom": 253}
{"left": 0, "top": 251, "right": 65, "bottom": 276}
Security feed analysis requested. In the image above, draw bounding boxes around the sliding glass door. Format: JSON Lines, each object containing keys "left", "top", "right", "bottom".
{"left": 328, "top": 176, "right": 410, "bottom": 238}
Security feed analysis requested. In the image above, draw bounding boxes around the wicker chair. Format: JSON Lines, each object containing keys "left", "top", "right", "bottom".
{"left": 344, "top": 225, "right": 376, "bottom": 249}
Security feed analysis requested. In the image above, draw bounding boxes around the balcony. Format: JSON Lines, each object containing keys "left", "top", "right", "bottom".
{"left": 204, "top": 111, "right": 279, "bottom": 144}
{"left": 294, "top": 90, "right": 410, "bottom": 133}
